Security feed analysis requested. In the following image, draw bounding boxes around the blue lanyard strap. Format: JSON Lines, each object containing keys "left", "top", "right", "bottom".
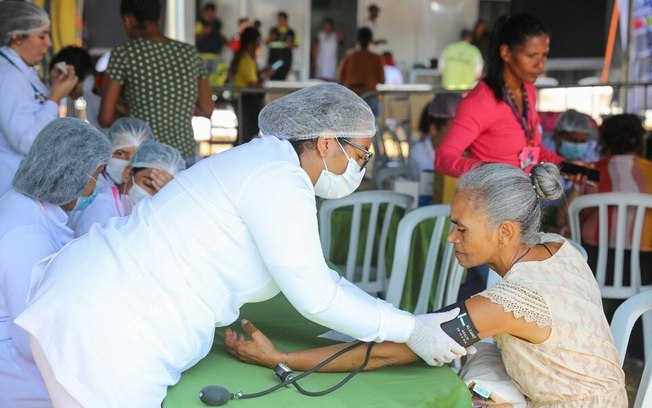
{"left": 502, "top": 85, "right": 533, "bottom": 142}
{"left": 0, "top": 50, "right": 48, "bottom": 104}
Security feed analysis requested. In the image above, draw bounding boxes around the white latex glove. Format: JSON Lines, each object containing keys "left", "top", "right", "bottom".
{"left": 406, "top": 309, "right": 468, "bottom": 366}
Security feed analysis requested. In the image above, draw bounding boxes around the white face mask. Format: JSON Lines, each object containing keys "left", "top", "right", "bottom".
{"left": 127, "top": 178, "right": 152, "bottom": 205}
{"left": 106, "top": 158, "right": 130, "bottom": 184}
{"left": 314, "top": 141, "right": 366, "bottom": 199}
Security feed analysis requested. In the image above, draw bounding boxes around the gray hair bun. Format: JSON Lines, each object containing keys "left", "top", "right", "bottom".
{"left": 530, "top": 162, "right": 564, "bottom": 201}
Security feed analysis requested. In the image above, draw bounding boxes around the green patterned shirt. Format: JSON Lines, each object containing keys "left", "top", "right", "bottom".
{"left": 107, "top": 38, "right": 208, "bottom": 157}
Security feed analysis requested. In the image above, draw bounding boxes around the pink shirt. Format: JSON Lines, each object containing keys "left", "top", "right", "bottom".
{"left": 435, "top": 81, "right": 562, "bottom": 177}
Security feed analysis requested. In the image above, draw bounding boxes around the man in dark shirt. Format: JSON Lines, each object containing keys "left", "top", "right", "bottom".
{"left": 266, "top": 11, "right": 298, "bottom": 80}
{"left": 195, "top": 3, "right": 225, "bottom": 72}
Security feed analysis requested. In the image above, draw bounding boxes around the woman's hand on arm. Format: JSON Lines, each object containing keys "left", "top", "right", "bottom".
{"left": 99, "top": 77, "right": 124, "bottom": 128}
{"left": 224, "top": 320, "right": 418, "bottom": 372}
{"left": 194, "top": 78, "right": 214, "bottom": 118}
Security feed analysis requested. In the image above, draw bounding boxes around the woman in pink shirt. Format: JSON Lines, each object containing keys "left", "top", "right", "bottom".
{"left": 436, "top": 14, "right": 562, "bottom": 177}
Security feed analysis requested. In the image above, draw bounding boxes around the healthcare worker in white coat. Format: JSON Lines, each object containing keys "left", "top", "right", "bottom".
{"left": 17, "top": 83, "right": 467, "bottom": 408}
{"left": 0, "top": 1, "right": 80, "bottom": 196}
{"left": 0, "top": 118, "right": 111, "bottom": 407}
{"left": 67, "top": 117, "right": 154, "bottom": 237}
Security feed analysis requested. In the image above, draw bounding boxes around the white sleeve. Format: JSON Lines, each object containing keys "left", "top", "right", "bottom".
{"left": 237, "top": 162, "right": 414, "bottom": 343}
{"left": 68, "top": 191, "right": 120, "bottom": 238}
{"left": 0, "top": 226, "right": 59, "bottom": 360}
{"left": 0, "top": 69, "right": 59, "bottom": 155}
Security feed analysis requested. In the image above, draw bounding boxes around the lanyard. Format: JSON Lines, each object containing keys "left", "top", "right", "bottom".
{"left": 503, "top": 85, "right": 533, "bottom": 143}
{"left": 0, "top": 50, "right": 48, "bottom": 104}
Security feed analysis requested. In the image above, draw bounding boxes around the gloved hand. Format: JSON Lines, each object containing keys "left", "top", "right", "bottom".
{"left": 406, "top": 309, "right": 468, "bottom": 366}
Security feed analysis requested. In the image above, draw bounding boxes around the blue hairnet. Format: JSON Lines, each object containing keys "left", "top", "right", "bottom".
{"left": 130, "top": 141, "right": 186, "bottom": 175}
{"left": 555, "top": 109, "right": 593, "bottom": 134}
{"left": 0, "top": 1, "right": 50, "bottom": 46}
{"left": 13, "top": 118, "right": 112, "bottom": 205}
{"left": 107, "top": 117, "right": 155, "bottom": 151}
{"left": 258, "top": 83, "right": 376, "bottom": 140}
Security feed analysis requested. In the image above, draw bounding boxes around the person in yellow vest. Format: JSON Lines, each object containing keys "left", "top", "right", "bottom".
{"left": 439, "top": 29, "right": 483, "bottom": 91}
{"left": 265, "top": 11, "right": 298, "bottom": 80}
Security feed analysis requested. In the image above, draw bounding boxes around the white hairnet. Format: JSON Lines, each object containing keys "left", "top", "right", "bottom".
{"left": 258, "top": 83, "right": 376, "bottom": 140}
{"left": 13, "top": 118, "right": 112, "bottom": 205}
{"left": 107, "top": 117, "right": 154, "bottom": 151}
{"left": 0, "top": 1, "right": 50, "bottom": 46}
{"left": 555, "top": 109, "right": 593, "bottom": 134}
{"left": 130, "top": 141, "right": 186, "bottom": 176}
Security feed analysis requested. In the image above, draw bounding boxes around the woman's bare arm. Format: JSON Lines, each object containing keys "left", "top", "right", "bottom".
{"left": 195, "top": 78, "right": 214, "bottom": 118}
{"left": 224, "top": 320, "right": 418, "bottom": 372}
{"left": 99, "top": 77, "right": 123, "bottom": 128}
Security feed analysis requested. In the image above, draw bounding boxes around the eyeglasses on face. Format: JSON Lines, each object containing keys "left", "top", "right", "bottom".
{"left": 340, "top": 138, "right": 373, "bottom": 170}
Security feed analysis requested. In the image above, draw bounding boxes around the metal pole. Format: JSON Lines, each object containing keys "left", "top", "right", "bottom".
{"left": 621, "top": 0, "right": 634, "bottom": 112}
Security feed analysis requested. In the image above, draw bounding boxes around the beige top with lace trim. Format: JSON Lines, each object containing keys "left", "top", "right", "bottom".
{"left": 477, "top": 233, "right": 627, "bottom": 407}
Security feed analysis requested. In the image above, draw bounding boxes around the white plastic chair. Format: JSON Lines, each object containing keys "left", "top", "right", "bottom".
{"left": 610, "top": 291, "right": 652, "bottom": 408}
{"left": 384, "top": 204, "right": 464, "bottom": 314}
{"left": 319, "top": 190, "right": 414, "bottom": 296}
{"left": 568, "top": 192, "right": 652, "bottom": 359}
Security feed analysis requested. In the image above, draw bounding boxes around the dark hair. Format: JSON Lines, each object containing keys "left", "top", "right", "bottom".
{"left": 120, "top": 0, "right": 161, "bottom": 29}
{"left": 278, "top": 11, "right": 288, "bottom": 20}
{"left": 484, "top": 14, "right": 548, "bottom": 101}
{"left": 599, "top": 114, "right": 645, "bottom": 155}
{"left": 289, "top": 138, "right": 318, "bottom": 158}
{"left": 202, "top": 3, "right": 216, "bottom": 12}
{"left": 357, "top": 27, "right": 373, "bottom": 48}
{"left": 50, "top": 46, "right": 93, "bottom": 81}
{"left": 324, "top": 17, "right": 334, "bottom": 26}
{"left": 418, "top": 102, "right": 430, "bottom": 135}
{"left": 431, "top": 117, "right": 451, "bottom": 131}
{"left": 229, "top": 27, "right": 260, "bottom": 77}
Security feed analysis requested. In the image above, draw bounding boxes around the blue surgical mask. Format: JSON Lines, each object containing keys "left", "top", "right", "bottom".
{"left": 72, "top": 185, "right": 99, "bottom": 212}
{"left": 558, "top": 140, "right": 589, "bottom": 160}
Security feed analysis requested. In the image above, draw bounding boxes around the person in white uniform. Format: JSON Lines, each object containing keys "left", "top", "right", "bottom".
{"left": 0, "top": 118, "right": 111, "bottom": 407}
{"left": 17, "top": 83, "right": 467, "bottom": 408}
{"left": 68, "top": 117, "right": 154, "bottom": 237}
{"left": 0, "top": 1, "right": 79, "bottom": 196}
{"left": 121, "top": 139, "right": 186, "bottom": 206}
{"left": 408, "top": 92, "right": 462, "bottom": 181}
{"left": 313, "top": 17, "right": 342, "bottom": 81}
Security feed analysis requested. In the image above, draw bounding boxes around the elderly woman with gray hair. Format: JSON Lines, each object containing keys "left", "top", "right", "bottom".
{"left": 0, "top": 1, "right": 80, "bottom": 195}
{"left": 226, "top": 162, "right": 627, "bottom": 407}
{"left": 0, "top": 118, "right": 111, "bottom": 407}
{"left": 16, "top": 83, "right": 466, "bottom": 407}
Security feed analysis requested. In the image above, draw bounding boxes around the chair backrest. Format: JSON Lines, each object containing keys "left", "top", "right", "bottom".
{"left": 568, "top": 192, "right": 652, "bottom": 299}
{"left": 374, "top": 166, "right": 410, "bottom": 190}
{"left": 610, "top": 291, "right": 652, "bottom": 408}
{"left": 319, "top": 190, "right": 414, "bottom": 296}
{"left": 384, "top": 204, "right": 465, "bottom": 314}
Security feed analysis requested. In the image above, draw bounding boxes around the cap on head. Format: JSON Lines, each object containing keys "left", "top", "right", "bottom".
{"left": 0, "top": 1, "right": 50, "bottom": 46}
{"left": 130, "top": 140, "right": 186, "bottom": 176}
{"left": 107, "top": 117, "right": 155, "bottom": 151}
{"left": 554, "top": 109, "right": 593, "bottom": 134}
{"left": 12, "top": 118, "right": 112, "bottom": 205}
{"left": 258, "top": 83, "right": 376, "bottom": 140}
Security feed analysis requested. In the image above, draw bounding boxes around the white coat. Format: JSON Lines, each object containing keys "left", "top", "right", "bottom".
{"left": 0, "top": 190, "right": 73, "bottom": 407}
{"left": 16, "top": 136, "right": 415, "bottom": 407}
{"left": 408, "top": 137, "right": 436, "bottom": 181}
{"left": 0, "top": 47, "right": 59, "bottom": 196}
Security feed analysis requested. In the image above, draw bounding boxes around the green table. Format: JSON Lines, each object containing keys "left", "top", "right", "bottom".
{"left": 164, "top": 294, "right": 471, "bottom": 408}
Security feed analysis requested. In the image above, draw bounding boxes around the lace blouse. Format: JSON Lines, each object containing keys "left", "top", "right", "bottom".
{"left": 477, "top": 233, "right": 627, "bottom": 407}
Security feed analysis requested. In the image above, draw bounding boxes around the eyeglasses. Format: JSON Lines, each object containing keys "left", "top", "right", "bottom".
{"left": 340, "top": 139, "right": 374, "bottom": 170}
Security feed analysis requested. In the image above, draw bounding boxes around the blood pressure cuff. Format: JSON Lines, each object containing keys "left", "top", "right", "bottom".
{"left": 436, "top": 302, "right": 480, "bottom": 347}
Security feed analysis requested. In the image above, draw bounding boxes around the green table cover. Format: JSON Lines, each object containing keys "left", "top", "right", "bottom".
{"left": 164, "top": 294, "right": 471, "bottom": 408}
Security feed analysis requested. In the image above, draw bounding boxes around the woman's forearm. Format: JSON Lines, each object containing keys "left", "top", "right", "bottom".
{"left": 285, "top": 341, "right": 418, "bottom": 372}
